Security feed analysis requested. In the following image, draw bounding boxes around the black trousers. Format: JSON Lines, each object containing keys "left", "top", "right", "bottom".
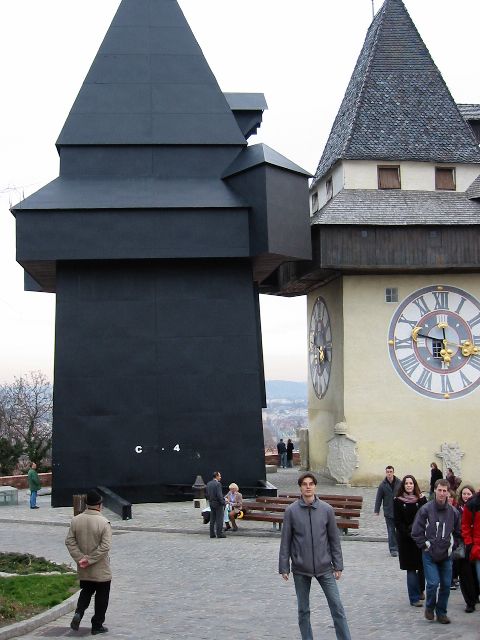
{"left": 76, "top": 580, "right": 111, "bottom": 629}
{"left": 458, "top": 558, "right": 479, "bottom": 608}
{"left": 209, "top": 503, "right": 224, "bottom": 537}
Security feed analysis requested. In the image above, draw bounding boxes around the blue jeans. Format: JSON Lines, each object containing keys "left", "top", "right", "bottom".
{"left": 406, "top": 570, "right": 421, "bottom": 604}
{"left": 280, "top": 452, "right": 287, "bottom": 468}
{"left": 422, "top": 551, "right": 452, "bottom": 616}
{"left": 385, "top": 516, "right": 397, "bottom": 553}
{"left": 293, "top": 573, "right": 351, "bottom": 640}
{"left": 30, "top": 490, "right": 37, "bottom": 508}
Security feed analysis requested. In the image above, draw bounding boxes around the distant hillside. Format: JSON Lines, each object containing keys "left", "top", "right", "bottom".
{"left": 265, "top": 380, "right": 307, "bottom": 401}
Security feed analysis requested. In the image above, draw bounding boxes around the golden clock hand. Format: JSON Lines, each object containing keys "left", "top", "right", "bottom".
{"left": 442, "top": 339, "right": 479, "bottom": 357}
{"left": 440, "top": 338, "right": 453, "bottom": 367}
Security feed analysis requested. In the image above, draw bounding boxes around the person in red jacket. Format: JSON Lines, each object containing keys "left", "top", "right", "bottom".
{"left": 461, "top": 489, "right": 480, "bottom": 588}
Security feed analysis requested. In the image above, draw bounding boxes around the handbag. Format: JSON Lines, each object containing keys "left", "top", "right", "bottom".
{"left": 452, "top": 541, "right": 465, "bottom": 561}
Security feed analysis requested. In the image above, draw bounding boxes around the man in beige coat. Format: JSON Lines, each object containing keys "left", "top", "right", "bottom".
{"left": 65, "top": 490, "right": 112, "bottom": 635}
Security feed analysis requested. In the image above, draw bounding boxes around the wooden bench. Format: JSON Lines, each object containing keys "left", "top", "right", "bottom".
{"left": 241, "top": 493, "right": 363, "bottom": 534}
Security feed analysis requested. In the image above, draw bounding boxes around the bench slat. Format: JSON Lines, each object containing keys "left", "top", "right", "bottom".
{"left": 242, "top": 501, "right": 360, "bottom": 518}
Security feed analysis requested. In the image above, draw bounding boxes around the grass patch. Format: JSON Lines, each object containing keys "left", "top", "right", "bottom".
{"left": 0, "top": 573, "right": 78, "bottom": 626}
{"left": 0, "top": 553, "right": 71, "bottom": 575}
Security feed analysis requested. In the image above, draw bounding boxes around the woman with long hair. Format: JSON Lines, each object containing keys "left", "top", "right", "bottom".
{"left": 457, "top": 485, "right": 479, "bottom": 612}
{"left": 429, "top": 463, "right": 442, "bottom": 500}
{"left": 394, "top": 475, "right": 427, "bottom": 606}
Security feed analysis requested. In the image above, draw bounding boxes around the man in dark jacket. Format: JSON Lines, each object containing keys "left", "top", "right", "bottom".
{"left": 205, "top": 471, "right": 226, "bottom": 539}
{"left": 412, "top": 479, "right": 461, "bottom": 624}
{"left": 277, "top": 439, "right": 287, "bottom": 468}
{"left": 279, "top": 472, "right": 351, "bottom": 640}
{"left": 374, "top": 465, "right": 402, "bottom": 556}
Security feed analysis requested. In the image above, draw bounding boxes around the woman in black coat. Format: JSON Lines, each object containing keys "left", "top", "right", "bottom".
{"left": 286, "top": 439, "right": 294, "bottom": 468}
{"left": 429, "top": 462, "right": 442, "bottom": 499}
{"left": 394, "top": 475, "right": 427, "bottom": 607}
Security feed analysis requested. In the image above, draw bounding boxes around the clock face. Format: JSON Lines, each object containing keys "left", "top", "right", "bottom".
{"left": 388, "top": 285, "right": 480, "bottom": 400}
{"left": 309, "top": 297, "right": 332, "bottom": 399}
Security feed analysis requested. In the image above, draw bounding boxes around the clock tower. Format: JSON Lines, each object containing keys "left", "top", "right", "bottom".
{"left": 267, "top": 0, "right": 480, "bottom": 486}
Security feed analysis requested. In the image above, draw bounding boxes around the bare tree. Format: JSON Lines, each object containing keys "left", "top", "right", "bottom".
{"left": 0, "top": 371, "right": 52, "bottom": 465}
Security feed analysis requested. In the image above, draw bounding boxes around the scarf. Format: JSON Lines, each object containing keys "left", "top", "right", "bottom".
{"left": 397, "top": 492, "right": 419, "bottom": 504}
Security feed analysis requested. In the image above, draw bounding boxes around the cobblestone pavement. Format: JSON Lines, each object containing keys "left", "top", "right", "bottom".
{"left": 4, "top": 469, "right": 477, "bottom": 639}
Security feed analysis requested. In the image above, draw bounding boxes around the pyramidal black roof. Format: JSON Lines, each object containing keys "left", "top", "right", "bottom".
{"left": 312, "top": 0, "right": 480, "bottom": 186}
{"left": 57, "top": 0, "right": 245, "bottom": 146}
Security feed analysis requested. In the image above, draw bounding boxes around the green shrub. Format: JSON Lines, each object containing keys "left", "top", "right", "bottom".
{"left": 0, "top": 553, "right": 71, "bottom": 575}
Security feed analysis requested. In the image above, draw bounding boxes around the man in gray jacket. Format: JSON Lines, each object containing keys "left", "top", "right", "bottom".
{"left": 374, "top": 465, "right": 402, "bottom": 556}
{"left": 66, "top": 490, "right": 112, "bottom": 635}
{"left": 279, "top": 472, "right": 351, "bottom": 640}
{"left": 412, "top": 479, "right": 461, "bottom": 624}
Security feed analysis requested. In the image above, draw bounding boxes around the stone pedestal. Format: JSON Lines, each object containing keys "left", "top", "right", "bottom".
{"left": 436, "top": 442, "right": 465, "bottom": 478}
{"left": 298, "top": 428, "right": 309, "bottom": 470}
{"left": 193, "top": 497, "right": 207, "bottom": 510}
{"left": 326, "top": 422, "right": 359, "bottom": 485}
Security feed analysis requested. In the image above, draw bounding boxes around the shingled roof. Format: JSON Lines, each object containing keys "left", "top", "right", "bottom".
{"left": 467, "top": 175, "right": 480, "bottom": 200}
{"left": 311, "top": 189, "right": 480, "bottom": 225}
{"left": 312, "top": 0, "right": 480, "bottom": 186}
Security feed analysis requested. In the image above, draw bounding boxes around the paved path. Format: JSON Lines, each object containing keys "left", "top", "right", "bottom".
{"left": 2, "top": 469, "right": 478, "bottom": 639}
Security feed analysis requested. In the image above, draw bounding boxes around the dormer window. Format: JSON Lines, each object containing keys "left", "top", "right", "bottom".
{"left": 311, "top": 192, "right": 319, "bottom": 213}
{"left": 378, "top": 166, "right": 401, "bottom": 189}
{"left": 435, "top": 167, "right": 456, "bottom": 191}
{"left": 326, "top": 177, "right": 333, "bottom": 201}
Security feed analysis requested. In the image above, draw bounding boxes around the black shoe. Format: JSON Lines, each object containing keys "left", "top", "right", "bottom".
{"left": 30, "top": 506, "right": 40, "bottom": 509}
{"left": 465, "top": 605, "right": 475, "bottom": 613}
{"left": 70, "top": 612, "right": 82, "bottom": 630}
{"left": 91, "top": 626, "right": 108, "bottom": 635}
{"left": 217, "top": 534, "right": 227, "bottom": 538}
{"left": 209, "top": 535, "right": 216, "bottom": 538}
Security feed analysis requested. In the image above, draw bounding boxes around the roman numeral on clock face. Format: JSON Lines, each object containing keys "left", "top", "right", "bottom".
{"left": 412, "top": 296, "right": 430, "bottom": 315}
{"left": 441, "top": 375, "right": 453, "bottom": 394}
{"left": 433, "top": 291, "right": 449, "bottom": 310}
{"left": 399, "top": 314, "right": 417, "bottom": 329}
{"left": 394, "top": 337, "right": 412, "bottom": 349}
{"left": 417, "top": 368, "right": 433, "bottom": 390}
{"left": 399, "top": 353, "right": 419, "bottom": 376}
{"left": 468, "top": 312, "right": 480, "bottom": 330}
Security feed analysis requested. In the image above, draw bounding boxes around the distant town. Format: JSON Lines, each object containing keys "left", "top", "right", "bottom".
{"left": 263, "top": 380, "right": 307, "bottom": 452}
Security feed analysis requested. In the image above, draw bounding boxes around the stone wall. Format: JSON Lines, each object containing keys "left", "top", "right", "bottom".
{"left": 0, "top": 473, "right": 52, "bottom": 489}
{"left": 265, "top": 453, "right": 301, "bottom": 466}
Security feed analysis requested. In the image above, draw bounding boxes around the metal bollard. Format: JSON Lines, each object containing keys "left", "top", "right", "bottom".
{"left": 192, "top": 475, "right": 206, "bottom": 509}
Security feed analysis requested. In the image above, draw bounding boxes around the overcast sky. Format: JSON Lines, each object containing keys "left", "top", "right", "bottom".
{"left": 1, "top": 0, "right": 478, "bottom": 384}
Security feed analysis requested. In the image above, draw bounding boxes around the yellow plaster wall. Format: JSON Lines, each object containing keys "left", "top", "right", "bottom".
{"left": 307, "top": 278, "right": 345, "bottom": 473}
{"left": 342, "top": 274, "right": 480, "bottom": 489}
{"left": 311, "top": 163, "right": 344, "bottom": 213}
{"left": 307, "top": 274, "right": 480, "bottom": 488}
{"left": 343, "top": 160, "right": 480, "bottom": 192}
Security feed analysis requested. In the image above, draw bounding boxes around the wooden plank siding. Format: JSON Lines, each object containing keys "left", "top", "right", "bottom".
{"left": 316, "top": 226, "right": 480, "bottom": 270}
{"left": 262, "top": 225, "right": 480, "bottom": 297}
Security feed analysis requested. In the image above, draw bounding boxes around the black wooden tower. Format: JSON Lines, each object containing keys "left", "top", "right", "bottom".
{"left": 12, "top": 0, "right": 310, "bottom": 505}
